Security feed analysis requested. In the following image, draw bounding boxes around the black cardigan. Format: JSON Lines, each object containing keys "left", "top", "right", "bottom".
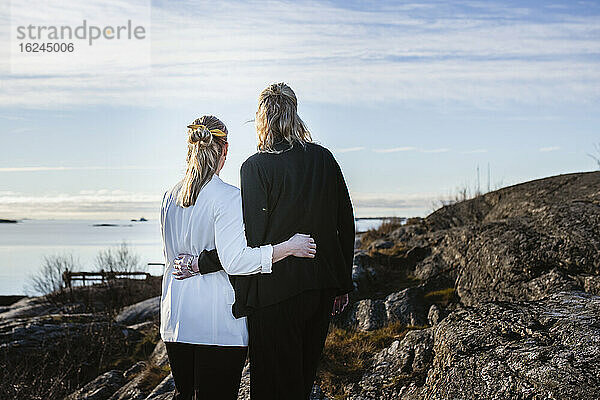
{"left": 197, "top": 141, "right": 355, "bottom": 318}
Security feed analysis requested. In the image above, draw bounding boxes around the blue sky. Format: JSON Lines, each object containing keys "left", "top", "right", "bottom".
{"left": 0, "top": 0, "right": 599, "bottom": 219}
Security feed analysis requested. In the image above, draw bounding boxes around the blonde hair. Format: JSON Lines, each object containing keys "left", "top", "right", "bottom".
{"left": 176, "top": 115, "right": 228, "bottom": 207}
{"left": 256, "top": 82, "right": 312, "bottom": 153}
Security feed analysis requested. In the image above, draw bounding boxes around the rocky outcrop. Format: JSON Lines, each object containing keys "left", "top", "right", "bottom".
{"left": 404, "top": 172, "right": 600, "bottom": 305}
{"left": 0, "top": 312, "right": 137, "bottom": 350}
{"left": 424, "top": 171, "right": 600, "bottom": 231}
{"left": 0, "top": 296, "right": 63, "bottom": 320}
{"left": 362, "top": 172, "right": 600, "bottom": 310}
{"left": 349, "top": 291, "right": 600, "bottom": 400}
{"left": 337, "top": 172, "right": 600, "bottom": 399}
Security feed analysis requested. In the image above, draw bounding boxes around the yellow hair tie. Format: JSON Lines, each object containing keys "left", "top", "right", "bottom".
{"left": 187, "top": 124, "right": 227, "bottom": 137}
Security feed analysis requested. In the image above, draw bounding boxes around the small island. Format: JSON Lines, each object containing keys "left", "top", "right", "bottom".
{"left": 0, "top": 219, "right": 18, "bottom": 224}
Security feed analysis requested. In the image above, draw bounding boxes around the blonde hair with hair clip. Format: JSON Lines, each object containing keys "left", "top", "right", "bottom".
{"left": 176, "top": 115, "right": 228, "bottom": 207}
{"left": 256, "top": 82, "right": 312, "bottom": 153}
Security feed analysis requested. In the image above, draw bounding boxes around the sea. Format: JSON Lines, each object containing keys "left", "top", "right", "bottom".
{"left": 0, "top": 218, "right": 387, "bottom": 296}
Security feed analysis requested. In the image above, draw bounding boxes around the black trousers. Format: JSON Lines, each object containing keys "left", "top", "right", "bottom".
{"left": 247, "top": 288, "right": 336, "bottom": 400}
{"left": 164, "top": 341, "right": 247, "bottom": 400}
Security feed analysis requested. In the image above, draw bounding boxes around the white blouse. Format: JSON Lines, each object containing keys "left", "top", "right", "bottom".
{"left": 159, "top": 174, "right": 273, "bottom": 346}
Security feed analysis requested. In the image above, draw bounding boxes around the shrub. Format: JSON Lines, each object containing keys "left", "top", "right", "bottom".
{"left": 25, "top": 254, "right": 79, "bottom": 297}
{"left": 95, "top": 241, "right": 145, "bottom": 273}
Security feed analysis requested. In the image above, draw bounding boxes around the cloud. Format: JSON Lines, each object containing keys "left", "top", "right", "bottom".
{"left": 373, "top": 147, "right": 451, "bottom": 154}
{"left": 352, "top": 192, "right": 440, "bottom": 209}
{"left": 0, "top": 165, "right": 167, "bottom": 172}
{"left": 539, "top": 146, "right": 561, "bottom": 152}
{"left": 0, "top": 190, "right": 161, "bottom": 219}
{"left": 334, "top": 147, "right": 365, "bottom": 153}
{"left": 421, "top": 148, "right": 450, "bottom": 153}
{"left": 0, "top": 114, "right": 26, "bottom": 121}
{"left": 0, "top": 188, "right": 440, "bottom": 219}
{"left": 462, "top": 149, "right": 488, "bottom": 154}
{"left": 0, "top": 0, "right": 599, "bottom": 108}
{"left": 350, "top": 191, "right": 442, "bottom": 217}
{"left": 373, "top": 147, "right": 417, "bottom": 153}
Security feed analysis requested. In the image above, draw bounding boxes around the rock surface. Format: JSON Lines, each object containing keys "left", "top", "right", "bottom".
{"left": 344, "top": 287, "right": 428, "bottom": 331}
{"left": 144, "top": 374, "right": 175, "bottom": 400}
{"left": 406, "top": 172, "right": 600, "bottom": 305}
{"left": 64, "top": 370, "right": 126, "bottom": 400}
{"left": 350, "top": 291, "right": 600, "bottom": 400}
{"left": 115, "top": 296, "right": 161, "bottom": 325}
{"left": 0, "top": 312, "right": 136, "bottom": 349}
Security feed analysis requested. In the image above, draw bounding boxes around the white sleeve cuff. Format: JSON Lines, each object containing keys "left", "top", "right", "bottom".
{"left": 259, "top": 245, "right": 273, "bottom": 274}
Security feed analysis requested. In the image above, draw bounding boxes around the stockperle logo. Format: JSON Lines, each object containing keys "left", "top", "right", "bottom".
{"left": 16, "top": 20, "right": 146, "bottom": 46}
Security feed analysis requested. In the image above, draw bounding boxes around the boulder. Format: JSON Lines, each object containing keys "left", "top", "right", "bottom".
{"left": 384, "top": 287, "right": 427, "bottom": 326}
{"left": 344, "top": 299, "right": 387, "bottom": 331}
{"left": 410, "top": 201, "right": 600, "bottom": 306}
{"left": 115, "top": 296, "right": 160, "bottom": 325}
{"left": 344, "top": 287, "right": 428, "bottom": 331}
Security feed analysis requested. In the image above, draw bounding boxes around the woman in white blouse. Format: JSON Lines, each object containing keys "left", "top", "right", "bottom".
{"left": 159, "top": 115, "right": 316, "bottom": 400}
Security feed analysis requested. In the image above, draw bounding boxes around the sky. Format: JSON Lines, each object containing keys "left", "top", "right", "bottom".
{"left": 0, "top": 0, "right": 599, "bottom": 220}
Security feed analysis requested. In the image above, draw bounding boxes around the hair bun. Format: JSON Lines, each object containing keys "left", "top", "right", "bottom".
{"left": 188, "top": 125, "right": 213, "bottom": 147}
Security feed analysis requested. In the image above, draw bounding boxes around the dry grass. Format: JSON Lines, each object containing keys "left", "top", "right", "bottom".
{"left": 0, "top": 319, "right": 137, "bottom": 400}
{"left": 359, "top": 218, "right": 404, "bottom": 249}
{"left": 111, "top": 323, "right": 160, "bottom": 370}
{"left": 370, "top": 242, "right": 408, "bottom": 258}
{"left": 137, "top": 365, "right": 171, "bottom": 392}
{"left": 318, "top": 322, "right": 422, "bottom": 399}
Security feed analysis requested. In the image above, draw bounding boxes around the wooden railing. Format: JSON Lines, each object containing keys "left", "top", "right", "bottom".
{"left": 62, "top": 268, "right": 151, "bottom": 288}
